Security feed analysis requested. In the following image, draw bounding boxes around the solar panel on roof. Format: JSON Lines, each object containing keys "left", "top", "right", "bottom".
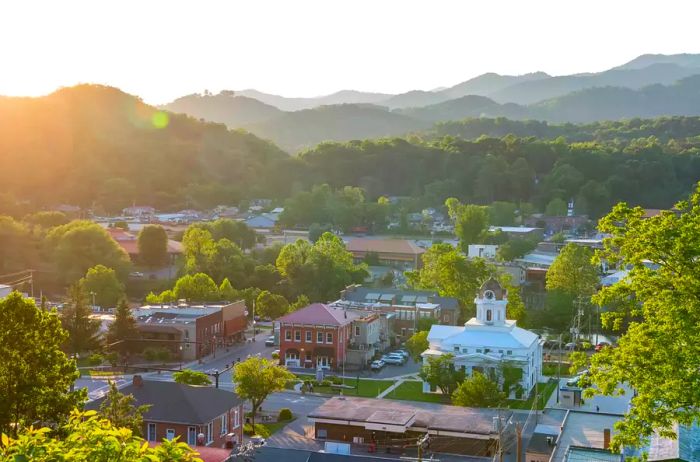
{"left": 379, "top": 294, "right": 394, "bottom": 301}
{"left": 401, "top": 295, "right": 417, "bottom": 303}
{"left": 365, "top": 293, "right": 380, "bottom": 300}
{"left": 416, "top": 296, "right": 428, "bottom": 303}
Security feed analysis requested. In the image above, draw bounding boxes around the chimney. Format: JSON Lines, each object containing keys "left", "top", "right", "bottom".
{"left": 603, "top": 428, "right": 611, "bottom": 449}
{"left": 133, "top": 375, "right": 144, "bottom": 388}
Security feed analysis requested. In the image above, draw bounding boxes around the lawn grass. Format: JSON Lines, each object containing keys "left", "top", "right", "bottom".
{"left": 294, "top": 375, "right": 394, "bottom": 398}
{"left": 384, "top": 380, "right": 449, "bottom": 403}
{"left": 507, "top": 380, "right": 557, "bottom": 410}
{"left": 260, "top": 418, "right": 295, "bottom": 435}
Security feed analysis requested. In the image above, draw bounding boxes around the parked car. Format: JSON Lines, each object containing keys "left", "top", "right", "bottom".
{"left": 381, "top": 354, "right": 404, "bottom": 365}
{"left": 264, "top": 336, "right": 276, "bottom": 347}
{"left": 250, "top": 435, "right": 266, "bottom": 447}
{"left": 392, "top": 350, "right": 409, "bottom": 360}
{"left": 129, "top": 271, "right": 145, "bottom": 279}
{"left": 370, "top": 360, "right": 385, "bottom": 371}
{"left": 595, "top": 342, "right": 611, "bottom": 352}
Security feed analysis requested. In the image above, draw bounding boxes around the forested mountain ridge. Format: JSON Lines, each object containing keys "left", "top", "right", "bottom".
{"left": 236, "top": 88, "right": 393, "bottom": 111}
{"left": 0, "top": 84, "right": 293, "bottom": 211}
{"left": 160, "top": 91, "right": 283, "bottom": 127}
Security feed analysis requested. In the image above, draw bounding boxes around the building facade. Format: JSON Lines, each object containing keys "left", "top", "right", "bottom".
{"left": 345, "top": 238, "right": 425, "bottom": 270}
{"left": 276, "top": 303, "right": 359, "bottom": 370}
{"left": 422, "top": 279, "right": 543, "bottom": 399}
{"left": 134, "top": 301, "right": 247, "bottom": 361}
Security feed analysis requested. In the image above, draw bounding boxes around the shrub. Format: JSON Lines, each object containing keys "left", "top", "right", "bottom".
{"left": 88, "top": 353, "right": 104, "bottom": 366}
{"left": 321, "top": 379, "right": 332, "bottom": 387}
{"left": 278, "top": 408, "right": 293, "bottom": 421}
{"left": 243, "top": 423, "right": 271, "bottom": 438}
{"left": 330, "top": 376, "right": 343, "bottom": 385}
{"left": 271, "top": 351, "right": 280, "bottom": 360}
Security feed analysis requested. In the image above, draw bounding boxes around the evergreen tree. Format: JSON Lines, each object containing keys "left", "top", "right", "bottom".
{"left": 105, "top": 299, "right": 139, "bottom": 357}
{"left": 61, "top": 284, "right": 102, "bottom": 355}
{"left": 98, "top": 381, "right": 151, "bottom": 437}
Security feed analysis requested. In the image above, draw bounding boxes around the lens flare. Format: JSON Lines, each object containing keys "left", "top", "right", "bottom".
{"left": 152, "top": 111, "right": 169, "bottom": 129}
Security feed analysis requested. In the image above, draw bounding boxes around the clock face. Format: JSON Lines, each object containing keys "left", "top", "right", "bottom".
{"left": 484, "top": 290, "right": 495, "bottom": 300}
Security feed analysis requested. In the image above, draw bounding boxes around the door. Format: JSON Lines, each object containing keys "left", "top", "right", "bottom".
{"left": 188, "top": 427, "right": 197, "bottom": 446}
{"left": 317, "top": 356, "right": 330, "bottom": 369}
{"left": 166, "top": 429, "right": 176, "bottom": 441}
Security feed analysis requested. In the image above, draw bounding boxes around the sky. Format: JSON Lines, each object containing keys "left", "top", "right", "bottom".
{"left": 1, "top": 0, "right": 699, "bottom": 105}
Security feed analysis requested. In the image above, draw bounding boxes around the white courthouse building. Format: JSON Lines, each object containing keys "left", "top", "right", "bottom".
{"left": 422, "top": 279, "right": 543, "bottom": 399}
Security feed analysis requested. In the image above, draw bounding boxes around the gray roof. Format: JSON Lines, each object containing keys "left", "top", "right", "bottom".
{"left": 86, "top": 380, "right": 242, "bottom": 425}
{"left": 232, "top": 447, "right": 399, "bottom": 462}
{"left": 342, "top": 287, "right": 459, "bottom": 311}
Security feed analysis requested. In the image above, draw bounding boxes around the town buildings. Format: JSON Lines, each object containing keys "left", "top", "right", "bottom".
{"left": 337, "top": 285, "right": 460, "bottom": 340}
{"left": 276, "top": 303, "right": 360, "bottom": 370}
{"left": 106, "top": 227, "right": 183, "bottom": 263}
{"left": 88, "top": 376, "right": 243, "bottom": 449}
{"left": 133, "top": 301, "right": 247, "bottom": 361}
{"left": 308, "top": 396, "right": 510, "bottom": 458}
{"left": 422, "top": 279, "right": 543, "bottom": 398}
{"left": 345, "top": 238, "right": 425, "bottom": 270}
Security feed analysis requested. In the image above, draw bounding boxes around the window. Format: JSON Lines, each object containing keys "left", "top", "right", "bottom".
{"left": 221, "top": 414, "right": 228, "bottom": 435}
{"left": 476, "top": 349, "right": 482, "bottom": 354}
{"left": 306, "top": 330, "right": 312, "bottom": 342}
{"left": 306, "top": 352, "right": 312, "bottom": 361}
{"left": 285, "top": 330, "right": 291, "bottom": 341}
{"left": 188, "top": 426, "right": 197, "bottom": 445}
{"left": 233, "top": 408, "right": 240, "bottom": 428}
{"left": 318, "top": 429, "right": 328, "bottom": 439}
{"left": 462, "top": 348, "right": 468, "bottom": 353}
{"left": 355, "top": 326, "right": 360, "bottom": 336}
{"left": 453, "top": 346, "right": 460, "bottom": 353}
{"left": 507, "top": 350, "right": 512, "bottom": 355}
{"left": 486, "top": 309, "right": 492, "bottom": 322}
{"left": 207, "top": 422, "right": 214, "bottom": 444}
{"left": 295, "top": 330, "right": 301, "bottom": 342}
{"left": 326, "top": 332, "right": 333, "bottom": 343}
{"left": 147, "top": 423, "right": 157, "bottom": 442}
{"left": 499, "top": 350, "right": 503, "bottom": 354}
{"left": 317, "top": 332, "right": 324, "bottom": 343}
{"left": 166, "top": 429, "right": 175, "bottom": 441}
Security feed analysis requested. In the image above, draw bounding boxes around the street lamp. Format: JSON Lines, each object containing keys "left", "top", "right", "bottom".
{"left": 90, "top": 291, "right": 97, "bottom": 310}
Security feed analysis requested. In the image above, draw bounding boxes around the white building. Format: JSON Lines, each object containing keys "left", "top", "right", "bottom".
{"left": 0, "top": 284, "right": 12, "bottom": 298}
{"left": 422, "top": 279, "right": 543, "bottom": 399}
{"left": 467, "top": 244, "right": 499, "bottom": 260}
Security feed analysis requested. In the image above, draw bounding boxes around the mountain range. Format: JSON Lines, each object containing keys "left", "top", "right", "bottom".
{"left": 159, "top": 53, "right": 700, "bottom": 151}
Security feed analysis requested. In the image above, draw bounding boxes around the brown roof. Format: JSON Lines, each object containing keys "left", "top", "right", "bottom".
{"left": 106, "top": 228, "right": 182, "bottom": 255}
{"left": 276, "top": 303, "right": 360, "bottom": 326}
{"left": 346, "top": 239, "right": 425, "bottom": 255}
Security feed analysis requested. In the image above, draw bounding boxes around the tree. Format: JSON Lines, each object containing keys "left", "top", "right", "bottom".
{"left": 545, "top": 198, "right": 568, "bottom": 216}
{"left": 405, "top": 331, "right": 429, "bottom": 361}
{"left": 445, "top": 198, "right": 489, "bottom": 249}
{"left": 255, "top": 290, "right": 290, "bottom": 320}
{"left": 98, "top": 381, "right": 151, "bottom": 436}
{"left": 80, "top": 264, "right": 125, "bottom": 308}
{"left": 173, "top": 369, "right": 212, "bottom": 386}
{"left": 419, "top": 354, "right": 465, "bottom": 396}
{"left": 500, "top": 275, "right": 527, "bottom": 325}
{"left": 451, "top": 372, "right": 505, "bottom": 408}
{"left": 497, "top": 238, "right": 537, "bottom": 261}
{"left": 0, "top": 216, "right": 36, "bottom": 273}
{"left": 105, "top": 299, "right": 139, "bottom": 357}
{"left": 276, "top": 232, "right": 368, "bottom": 302}
{"left": 232, "top": 356, "right": 295, "bottom": 428}
{"left": 289, "top": 294, "right": 310, "bottom": 312}
{"left": 61, "top": 284, "right": 103, "bottom": 355}
{"left": 416, "top": 317, "right": 438, "bottom": 332}
{"left": 0, "top": 292, "right": 84, "bottom": 436}
{"left": 137, "top": 224, "right": 169, "bottom": 267}
{"left": 0, "top": 410, "right": 201, "bottom": 461}
{"left": 546, "top": 243, "right": 598, "bottom": 298}
{"left": 218, "top": 277, "right": 236, "bottom": 300}
{"left": 46, "top": 220, "right": 131, "bottom": 283}
{"left": 407, "top": 243, "right": 491, "bottom": 321}
{"left": 488, "top": 201, "right": 517, "bottom": 226}
{"left": 23, "top": 211, "right": 69, "bottom": 228}
{"left": 581, "top": 189, "right": 700, "bottom": 451}
{"left": 173, "top": 273, "right": 220, "bottom": 301}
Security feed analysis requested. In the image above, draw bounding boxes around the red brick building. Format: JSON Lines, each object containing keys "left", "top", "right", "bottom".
{"left": 276, "top": 303, "right": 361, "bottom": 370}
{"left": 88, "top": 376, "right": 244, "bottom": 449}
{"left": 134, "top": 301, "right": 247, "bottom": 361}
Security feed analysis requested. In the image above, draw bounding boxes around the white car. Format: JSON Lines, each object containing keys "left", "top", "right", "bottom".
{"left": 381, "top": 355, "right": 404, "bottom": 365}
{"left": 392, "top": 350, "right": 409, "bottom": 360}
{"left": 370, "top": 360, "right": 385, "bottom": 370}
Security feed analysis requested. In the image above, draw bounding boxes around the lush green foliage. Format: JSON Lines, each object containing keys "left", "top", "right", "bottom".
{"left": 172, "top": 369, "right": 212, "bottom": 386}
{"left": 445, "top": 198, "right": 489, "bottom": 249}
{"left": 405, "top": 331, "right": 429, "bottom": 361}
{"left": 419, "top": 354, "right": 465, "bottom": 396}
{"left": 582, "top": 187, "right": 700, "bottom": 450}
{"left": 137, "top": 225, "right": 169, "bottom": 267}
{"left": 79, "top": 264, "right": 125, "bottom": 308}
{"left": 275, "top": 232, "right": 368, "bottom": 302}
{"left": 451, "top": 372, "right": 505, "bottom": 408}
{"left": 0, "top": 293, "right": 84, "bottom": 436}
{"left": 255, "top": 290, "right": 290, "bottom": 320}
{"left": 46, "top": 220, "right": 131, "bottom": 283}
{"left": 232, "top": 357, "right": 295, "bottom": 428}
{"left": 173, "top": 273, "right": 220, "bottom": 301}
{"left": 0, "top": 410, "right": 202, "bottom": 461}
{"left": 277, "top": 408, "right": 293, "bottom": 421}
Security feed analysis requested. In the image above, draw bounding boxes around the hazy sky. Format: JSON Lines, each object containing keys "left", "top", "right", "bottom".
{"left": 1, "top": 0, "right": 698, "bottom": 104}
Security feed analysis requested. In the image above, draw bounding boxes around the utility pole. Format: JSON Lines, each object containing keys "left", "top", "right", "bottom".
{"left": 252, "top": 299, "right": 256, "bottom": 337}
{"left": 556, "top": 333, "right": 562, "bottom": 403}
{"left": 515, "top": 423, "right": 523, "bottom": 462}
